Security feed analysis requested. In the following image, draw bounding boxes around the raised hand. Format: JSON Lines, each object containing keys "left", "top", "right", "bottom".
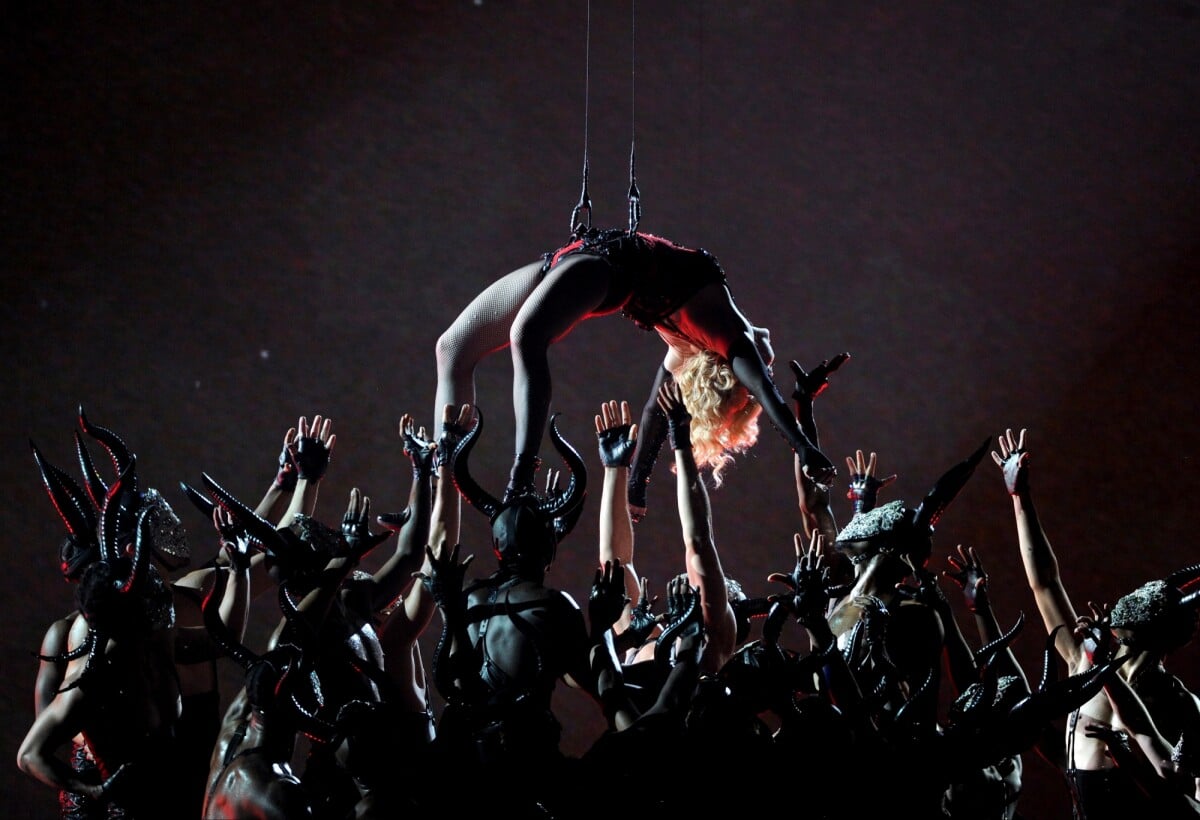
{"left": 990, "top": 427, "right": 1029, "bottom": 496}
{"left": 655, "top": 574, "right": 703, "bottom": 667}
{"left": 589, "top": 559, "right": 630, "bottom": 640}
{"left": 1075, "top": 601, "right": 1115, "bottom": 666}
{"left": 213, "top": 506, "right": 254, "bottom": 571}
{"left": 789, "top": 352, "right": 850, "bottom": 403}
{"left": 895, "top": 553, "right": 952, "bottom": 615}
{"left": 400, "top": 414, "right": 436, "bottom": 479}
{"left": 625, "top": 576, "right": 660, "bottom": 647}
{"left": 768, "top": 531, "right": 836, "bottom": 630}
{"left": 844, "top": 449, "right": 896, "bottom": 515}
{"left": 419, "top": 542, "right": 473, "bottom": 615}
{"left": 943, "top": 544, "right": 990, "bottom": 614}
{"left": 595, "top": 399, "right": 638, "bottom": 468}
{"left": 293, "top": 414, "right": 336, "bottom": 482}
{"left": 655, "top": 380, "right": 692, "bottom": 451}
{"left": 434, "top": 403, "right": 475, "bottom": 470}
{"left": 341, "top": 488, "right": 392, "bottom": 560}
{"left": 375, "top": 508, "right": 411, "bottom": 534}
{"left": 272, "top": 426, "right": 299, "bottom": 492}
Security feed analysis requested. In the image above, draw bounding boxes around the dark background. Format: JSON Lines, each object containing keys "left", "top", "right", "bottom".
{"left": 5, "top": 2, "right": 1199, "bottom": 815}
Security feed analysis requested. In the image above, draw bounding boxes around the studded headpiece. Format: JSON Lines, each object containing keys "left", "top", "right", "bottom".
{"left": 1109, "top": 562, "right": 1200, "bottom": 652}
{"left": 835, "top": 438, "right": 990, "bottom": 568}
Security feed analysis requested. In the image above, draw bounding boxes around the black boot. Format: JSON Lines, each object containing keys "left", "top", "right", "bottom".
{"left": 504, "top": 453, "right": 542, "bottom": 502}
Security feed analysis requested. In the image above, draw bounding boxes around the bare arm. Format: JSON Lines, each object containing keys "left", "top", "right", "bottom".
{"left": 900, "top": 556, "right": 979, "bottom": 697}
{"left": 658, "top": 380, "right": 737, "bottom": 667}
{"left": 380, "top": 551, "right": 437, "bottom": 652}
{"left": 994, "top": 427, "right": 1083, "bottom": 666}
{"left": 596, "top": 399, "right": 640, "bottom": 628}
{"left": 795, "top": 460, "right": 839, "bottom": 547}
{"left": 208, "top": 506, "right": 254, "bottom": 641}
{"left": 365, "top": 415, "right": 433, "bottom": 614}
{"left": 34, "top": 616, "right": 78, "bottom": 717}
{"left": 944, "top": 543, "right": 1030, "bottom": 690}
{"left": 252, "top": 424, "right": 298, "bottom": 519}
{"left": 277, "top": 414, "right": 336, "bottom": 529}
{"left": 17, "top": 686, "right": 103, "bottom": 799}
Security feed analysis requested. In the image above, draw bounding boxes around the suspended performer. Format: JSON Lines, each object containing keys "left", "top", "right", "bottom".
{"left": 433, "top": 226, "right": 837, "bottom": 516}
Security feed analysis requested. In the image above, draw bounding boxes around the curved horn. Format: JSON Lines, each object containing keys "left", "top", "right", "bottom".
{"left": 99, "top": 458, "right": 138, "bottom": 564}
{"left": 974, "top": 653, "right": 1004, "bottom": 721}
{"left": 290, "top": 680, "right": 336, "bottom": 744}
{"left": 539, "top": 413, "right": 587, "bottom": 520}
{"left": 74, "top": 431, "right": 108, "bottom": 513}
{"left": 450, "top": 407, "right": 502, "bottom": 520}
{"left": 200, "top": 472, "right": 286, "bottom": 554}
{"left": 1038, "top": 624, "right": 1067, "bottom": 693}
{"left": 114, "top": 505, "right": 155, "bottom": 594}
{"left": 202, "top": 568, "right": 260, "bottom": 669}
{"left": 178, "top": 481, "right": 216, "bottom": 521}
{"left": 78, "top": 405, "right": 135, "bottom": 490}
{"left": 911, "top": 437, "right": 990, "bottom": 533}
{"left": 32, "top": 441, "right": 97, "bottom": 541}
{"left": 1031, "top": 653, "right": 1130, "bottom": 724}
{"left": 277, "top": 580, "right": 321, "bottom": 648}
{"left": 1165, "top": 562, "right": 1200, "bottom": 593}
{"left": 894, "top": 666, "right": 937, "bottom": 728}
{"left": 973, "top": 612, "right": 1026, "bottom": 669}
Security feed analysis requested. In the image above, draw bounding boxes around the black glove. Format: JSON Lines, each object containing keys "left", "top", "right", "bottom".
{"left": 597, "top": 424, "right": 636, "bottom": 468}
{"left": 272, "top": 441, "right": 298, "bottom": 492}
{"left": 421, "top": 544, "right": 473, "bottom": 619}
{"left": 789, "top": 353, "right": 850, "bottom": 404}
{"left": 846, "top": 472, "right": 887, "bottom": 514}
{"left": 341, "top": 494, "right": 391, "bottom": 560}
{"left": 627, "top": 413, "right": 666, "bottom": 518}
{"left": 295, "top": 435, "right": 331, "bottom": 482}
{"left": 589, "top": 560, "right": 630, "bottom": 642}
{"left": 627, "top": 366, "right": 671, "bottom": 520}
{"left": 663, "top": 398, "right": 692, "bottom": 451}
{"left": 404, "top": 429, "right": 436, "bottom": 480}
{"left": 434, "top": 415, "right": 471, "bottom": 471}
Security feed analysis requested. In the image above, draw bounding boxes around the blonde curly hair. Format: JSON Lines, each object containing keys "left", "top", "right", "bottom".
{"left": 673, "top": 350, "right": 762, "bottom": 487}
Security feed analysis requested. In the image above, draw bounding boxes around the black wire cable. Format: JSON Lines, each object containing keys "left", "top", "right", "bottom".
{"left": 570, "top": 1, "right": 593, "bottom": 237}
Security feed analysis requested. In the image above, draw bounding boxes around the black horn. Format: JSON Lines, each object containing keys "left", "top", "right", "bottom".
{"left": 74, "top": 430, "right": 109, "bottom": 513}
{"left": 450, "top": 407, "right": 502, "bottom": 520}
{"left": 911, "top": 437, "right": 990, "bottom": 533}
{"left": 539, "top": 413, "right": 587, "bottom": 523}
{"left": 32, "top": 441, "right": 97, "bottom": 542}
{"left": 78, "top": 405, "right": 135, "bottom": 490}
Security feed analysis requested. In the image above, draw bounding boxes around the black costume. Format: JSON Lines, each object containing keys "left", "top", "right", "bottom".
{"left": 542, "top": 229, "right": 728, "bottom": 333}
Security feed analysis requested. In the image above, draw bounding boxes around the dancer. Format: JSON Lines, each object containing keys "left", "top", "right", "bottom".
{"left": 434, "top": 228, "right": 836, "bottom": 511}
{"left": 992, "top": 426, "right": 1200, "bottom": 820}
{"left": 425, "top": 407, "right": 600, "bottom": 817}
